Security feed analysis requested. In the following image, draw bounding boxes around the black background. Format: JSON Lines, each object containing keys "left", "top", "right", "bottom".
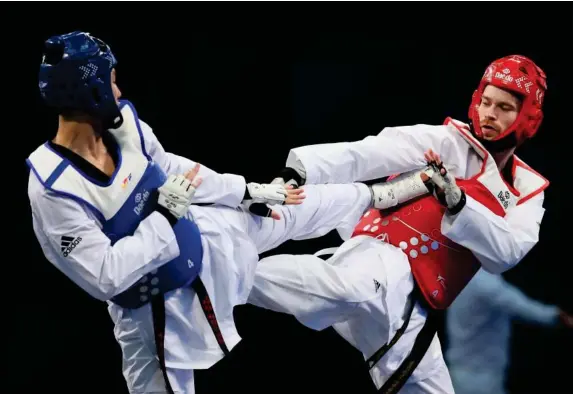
{"left": 7, "top": 3, "right": 572, "bottom": 393}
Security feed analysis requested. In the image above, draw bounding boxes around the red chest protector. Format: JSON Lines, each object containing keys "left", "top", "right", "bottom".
{"left": 351, "top": 118, "right": 548, "bottom": 309}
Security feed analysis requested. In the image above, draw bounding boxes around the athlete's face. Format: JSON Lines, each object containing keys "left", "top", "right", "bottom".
{"left": 477, "top": 85, "right": 522, "bottom": 139}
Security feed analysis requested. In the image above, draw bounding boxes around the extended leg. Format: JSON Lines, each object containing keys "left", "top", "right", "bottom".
{"left": 246, "top": 183, "right": 372, "bottom": 254}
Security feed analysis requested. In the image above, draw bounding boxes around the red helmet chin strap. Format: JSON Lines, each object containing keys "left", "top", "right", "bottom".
{"left": 468, "top": 55, "right": 547, "bottom": 147}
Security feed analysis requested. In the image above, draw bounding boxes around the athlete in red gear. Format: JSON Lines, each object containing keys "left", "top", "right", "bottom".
{"left": 248, "top": 55, "right": 549, "bottom": 393}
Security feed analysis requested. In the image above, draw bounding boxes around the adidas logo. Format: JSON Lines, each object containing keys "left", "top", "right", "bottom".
{"left": 61, "top": 235, "right": 82, "bottom": 257}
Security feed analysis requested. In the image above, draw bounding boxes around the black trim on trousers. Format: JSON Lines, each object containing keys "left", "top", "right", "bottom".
{"left": 316, "top": 252, "right": 438, "bottom": 394}
{"left": 151, "top": 277, "right": 230, "bottom": 394}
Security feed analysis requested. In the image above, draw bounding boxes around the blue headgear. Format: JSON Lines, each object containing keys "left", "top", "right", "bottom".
{"left": 39, "top": 31, "right": 123, "bottom": 129}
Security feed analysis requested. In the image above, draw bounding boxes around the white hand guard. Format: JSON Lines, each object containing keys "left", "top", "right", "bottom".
{"left": 423, "top": 162, "right": 465, "bottom": 213}
{"left": 246, "top": 182, "right": 287, "bottom": 206}
{"left": 245, "top": 167, "right": 304, "bottom": 218}
{"left": 157, "top": 174, "right": 198, "bottom": 219}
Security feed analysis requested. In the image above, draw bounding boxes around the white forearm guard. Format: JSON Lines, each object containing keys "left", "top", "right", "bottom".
{"left": 370, "top": 169, "right": 430, "bottom": 209}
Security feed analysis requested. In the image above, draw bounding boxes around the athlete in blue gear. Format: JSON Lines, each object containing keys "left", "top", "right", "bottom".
{"left": 28, "top": 31, "right": 378, "bottom": 393}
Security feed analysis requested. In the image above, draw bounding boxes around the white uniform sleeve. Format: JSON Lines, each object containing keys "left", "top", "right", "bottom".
{"left": 286, "top": 124, "right": 459, "bottom": 184}
{"left": 474, "top": 271, "right": 559, "bottom": 326}
{"left": 441, "top": 192, "right": 546, "bottom": 274}
{"left": 29, "top": 178, "right": 181, "bottom": 301}
{"left": 139, "top": 120, "right": 246, "bottom": 208}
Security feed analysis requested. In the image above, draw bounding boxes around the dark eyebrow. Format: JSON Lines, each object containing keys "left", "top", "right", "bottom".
{"left": 498, "top": 101, "right": 517, "bottom": 109}
{"left": 482, "top": 94, "right": 517, "bottom": 109}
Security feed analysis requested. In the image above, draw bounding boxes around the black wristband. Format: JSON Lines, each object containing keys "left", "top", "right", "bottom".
{"left": 447, "top": 191, "right": 466, "bottom": 215}
{"left": 155, "top": 204, "right": 178, "bottom": 227}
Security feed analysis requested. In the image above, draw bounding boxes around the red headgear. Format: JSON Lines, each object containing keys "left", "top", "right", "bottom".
{"left": 468, "top": 55, "right": 547, "bottom": 146}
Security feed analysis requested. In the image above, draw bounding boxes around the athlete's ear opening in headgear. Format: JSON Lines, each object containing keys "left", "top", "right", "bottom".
{"left": 468, "top": 55, "right": 547, "bottom": 152}
{"left": 39, "top": 31, "right": 123, "bottom": 131}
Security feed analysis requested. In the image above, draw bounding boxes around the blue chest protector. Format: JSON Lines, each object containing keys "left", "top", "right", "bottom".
{"left": 27, "top": 100, "right": 203, "bottom": 309}
{"left": 106, "top": 162, "right": 204, "bottom": 309}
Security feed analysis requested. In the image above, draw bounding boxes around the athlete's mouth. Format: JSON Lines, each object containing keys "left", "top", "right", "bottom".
{"left": 481, "top": 124, "right": 499, "bottom": 137}
{"left": 481, "top": 124, "right": 497, "bottom": 132}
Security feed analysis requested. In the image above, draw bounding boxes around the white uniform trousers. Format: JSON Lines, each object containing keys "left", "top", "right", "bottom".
{"left": 248, "top": 236, "right": 455, "bottom": 394}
